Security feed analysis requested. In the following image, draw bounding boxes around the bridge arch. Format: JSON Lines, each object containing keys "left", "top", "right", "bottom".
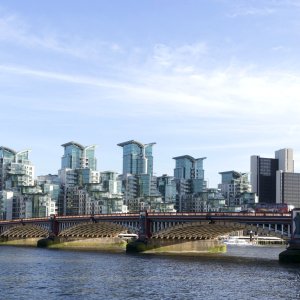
{"left": 0, "top": 224, "right": 49, "bottom": 239}
{"left": 150, "top": 221, "right": 289, "bottom": 240}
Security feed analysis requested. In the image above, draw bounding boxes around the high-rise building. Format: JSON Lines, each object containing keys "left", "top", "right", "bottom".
{"left": 275, "top": 148, "right": 294, "bottom": 173}
{"left": 276, "top": 171, "right": 300, "bottom": 207}
{"left": 250, "top": 156, "right": 278, "bottom": 204}
{"left": 251, "top": 148, "right": 296, "bottom": 205}
{"left": 0, "top": 147, "right": 35, "bottom": 190}
{"left": 173, "top": 155, "right": 207, "bottom": 211}
{"left": 173, "top": 155, "right": 206, "bottom": 194}
{"left": 0, "top": 146, "right": 57, "bottom": 220}
{"left": 58, "top": 141, "right": 127, "bottom": 215}
{"left": 58, "top": 141, "right": 100, "bottom": 215}
{"left": 118, "top": 140, "right": 167, "bottom": 212}
{"left": 117, "top": 140, "right": 155, "bottom": 176}
{"left": 59, "top": 142, "right": 99, "bottom": 186}
{"left": 173, "top": 155, "right": 206, "bottom": 179}
{"left": 61, "top": 141, "right": 97, "bottom": 171}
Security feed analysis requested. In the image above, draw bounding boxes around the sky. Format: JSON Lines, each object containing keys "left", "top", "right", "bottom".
{"left": 1, "top": 0, "right": 300, "bottom": 187}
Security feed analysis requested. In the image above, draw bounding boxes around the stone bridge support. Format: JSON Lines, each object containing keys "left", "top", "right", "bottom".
{"left": 280, "top": 209, "right": 300, "bottom": 263}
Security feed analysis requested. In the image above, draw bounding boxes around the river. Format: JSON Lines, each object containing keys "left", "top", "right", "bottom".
{"left": 0, "top": 245, "right": 299, "bottom": 299}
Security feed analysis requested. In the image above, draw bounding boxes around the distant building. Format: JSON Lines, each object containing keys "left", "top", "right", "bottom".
{"left": 218, "top": 171, "right": 252, "bottom": 207}
{"left": 179, "top": 188, "right": 226, "bottom": 213}
{"left": 58, "top": 141, "right": 126, "bottom": 215}
{"left": 0, "top": 147, "right": 37, "bottom": 220}
{"left": 59, "top": 142, "right": 99, "bottom": 187}
{"left": 0, "top": 147, "right": 35, "bottom": 190}
{"left": 250, "top": 156, "right": 278, "bottom": 204}
{"left": 173, "top": 155, "right": 207, "bottom": 211}
{"left": 157, "top": 174, "right": 176, "bottom": 210}
{"left": 117, "top": 140, "right": 155, "bottom": 176}
{"left": 251, "top": 148, "right": 296, "bottom": 205}
{"left": 173, "top": 155, "right": 206, "bottom": 192}
{"left": 275, "top": 148, "right": 294, "bottom": 173}
{"left": 118, "top": 140, "right": 165, "bottom": 212}
{"left": 61, "top": 141, "right": 97, "bottom": 171}
{"left": 276, "top": 171, "right": 300, "bottom": 208}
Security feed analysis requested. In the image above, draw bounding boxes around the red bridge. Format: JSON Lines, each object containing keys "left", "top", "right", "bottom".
{"left": 0, "top": 211, "right": 292, "bottom": 241}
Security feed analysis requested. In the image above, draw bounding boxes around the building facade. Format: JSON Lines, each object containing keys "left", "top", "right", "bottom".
{"left": 276, "top": 171, "right": 300, "bottom": 208}
{"left": 275, "top": 148, "right": 294, "bottom": 173}
{"left": 218, "top": 171, "right": 252, "bottom": 207}
{"left": 117, "top": 140, "right": 155, "bottom": 176}
{"left": 173, "top": 155, "right": 207, "bottom": 211}
{"left": 251, "top": 148, "right": 296, "bottom": 205}
{"left": 0, "top": 147, "right": 35, "bottom": 191}
{"left": 250, "top": 156, "right": 279, "bottom": 204}
{"left": 58, "top": 142, "right": 127, "bottom": 215}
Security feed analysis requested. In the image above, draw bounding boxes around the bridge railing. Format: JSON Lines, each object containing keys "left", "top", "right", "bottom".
{"left": 147, "top": 212, "right": 292, "bottom": 218}
{"left": 0, "top": 211, "right": 291, "bottom": 225}
{"left": 0, "top": 212, "right": 141, "bottom": 224}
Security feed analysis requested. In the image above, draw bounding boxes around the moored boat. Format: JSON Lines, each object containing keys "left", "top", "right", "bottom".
{"left": 223, "top": 237, "right": 252, "bottom": 246}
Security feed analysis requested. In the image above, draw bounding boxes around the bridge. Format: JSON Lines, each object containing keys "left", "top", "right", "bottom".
{"left": 0, "top": 211, "right": 292, "bottom": 243}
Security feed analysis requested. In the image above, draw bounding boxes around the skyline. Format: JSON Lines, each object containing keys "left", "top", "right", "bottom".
{"left": 1, "top": 1, "right": 300, "bottom": 186}
{"left": 0, "top": 140, "right": 294, "bottom": 186}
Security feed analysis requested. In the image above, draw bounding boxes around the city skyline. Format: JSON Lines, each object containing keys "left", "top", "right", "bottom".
{"left": 1, "top": 1, "right": 300, "bottom": 187}
{"left": 0, "top": 141, "right": 296, "bottom": 189}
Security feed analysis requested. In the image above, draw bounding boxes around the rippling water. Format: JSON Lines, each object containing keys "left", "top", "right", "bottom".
{"left": 0, "top": 245, "right": 300, "bottom": 300}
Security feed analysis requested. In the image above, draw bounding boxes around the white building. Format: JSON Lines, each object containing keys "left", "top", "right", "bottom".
{"left": 275, "top": 148, "right": 294, "bottom": 173}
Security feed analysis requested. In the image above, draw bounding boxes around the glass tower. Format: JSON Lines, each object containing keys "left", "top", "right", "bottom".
{"left": 0, "top": 147, "right": 34, "bottom": 190}
{"left": 61, "top": 142, "right": 97, "bottom": 171}
{"left": 173, "top": 155, "right": 206, "bottom": 193}
{"left": 117, "top": 140, "right": 156, "bottom": 176}
{"left": 0, "top": 147, "right": 16, "bottom": 191}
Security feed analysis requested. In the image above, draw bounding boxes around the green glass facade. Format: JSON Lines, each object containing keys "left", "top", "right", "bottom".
{"left": 118, "top": 140, "right": 155, "bottom": 176}
{"left": 61, "top": 142, "right": 97, "bottom": 171}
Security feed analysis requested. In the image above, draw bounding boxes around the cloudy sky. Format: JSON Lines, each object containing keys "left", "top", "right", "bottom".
{"left": 1, "top": 0, "right": 300, "bottom": 187}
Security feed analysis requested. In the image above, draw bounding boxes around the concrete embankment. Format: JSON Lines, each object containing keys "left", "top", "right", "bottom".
{"left": 127, "top": 239, "right": 226, "bottom": 254}
{"left": 37, "top": 237, "right": 128, "bottom": 252}
{"left": 0, "top": 238, "right": 41, "bottom": 247}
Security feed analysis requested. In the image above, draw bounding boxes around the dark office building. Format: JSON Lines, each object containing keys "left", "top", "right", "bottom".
{"left": 277, "top": 172, "right": 300, "bottom": 208}
{"left": 250, "top": 156, "right": 278, "bottom": 204}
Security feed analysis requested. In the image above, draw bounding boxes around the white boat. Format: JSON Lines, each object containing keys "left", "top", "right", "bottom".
{"left": 118, "top": 233, "right": 138, "bottom": 239}
{"left": 223, "top": 237, "right": 252, "bottom": 246}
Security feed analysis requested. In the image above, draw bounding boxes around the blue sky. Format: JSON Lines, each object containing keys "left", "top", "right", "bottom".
{"left": 1, "top": 0, "right": 300, "bottom": 187}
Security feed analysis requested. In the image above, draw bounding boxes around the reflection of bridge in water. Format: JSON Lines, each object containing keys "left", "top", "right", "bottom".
{"left": 0, "top": 212, "right": 292, "bottom": 242}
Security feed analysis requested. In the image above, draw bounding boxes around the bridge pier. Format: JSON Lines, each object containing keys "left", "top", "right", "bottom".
{"left": 127, "top": 238, "right": 226, "bottom": 254}
{"left": 279, "top": 240, "right": 300, "bottom": 263}
{"left": 279, "top": 209, "right": 300, "bottom": 263}
{"left": 38, "top": 236, "right": 128, "bottom": 252}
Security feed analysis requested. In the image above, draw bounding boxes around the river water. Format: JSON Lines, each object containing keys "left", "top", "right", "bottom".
{"left": 0, "top": 245, "right": 299, "bottom": 300}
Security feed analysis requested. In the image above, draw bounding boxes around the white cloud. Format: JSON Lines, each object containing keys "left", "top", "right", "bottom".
{"left": 227, "top": 7, "right": 275, "bottom": 18}
{"left": 152, "top": 42, "right": 207, "bottom": 70}
{"left": 2, "top": 60, "right": 300, "bottom": 122}
{"left": 0, "top": 12, "right": 122, "bottom": 60}
{"left": 225, "top": 0, "right": 300, "bottom": 18}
